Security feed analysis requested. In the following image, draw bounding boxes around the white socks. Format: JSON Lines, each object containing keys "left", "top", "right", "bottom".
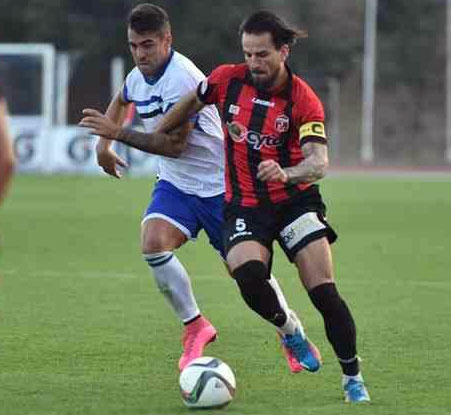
{"left": 268, "top": 274, "right": 306, "bottom": 338}
{"left": 144, "top": 252, "right": 200, "bottom": 323}
{"left": 342, "top": 372, "right": 364, "bottom": 386}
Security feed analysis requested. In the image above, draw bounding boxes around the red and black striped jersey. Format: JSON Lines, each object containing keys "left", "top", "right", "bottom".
{"left": 197, "top": 63, "right": 327, "bottom": 207}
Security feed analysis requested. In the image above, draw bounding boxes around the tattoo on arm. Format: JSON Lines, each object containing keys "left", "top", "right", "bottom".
{"left": 284, "top": 142, "right": 329, "bottom": 184}
{"left": 116, "top": 123, "right": 190, "bottom": 158}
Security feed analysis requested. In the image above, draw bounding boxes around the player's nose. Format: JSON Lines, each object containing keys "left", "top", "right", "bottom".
{"left": 136, "top": 47, "right": 147, "bottom": 60}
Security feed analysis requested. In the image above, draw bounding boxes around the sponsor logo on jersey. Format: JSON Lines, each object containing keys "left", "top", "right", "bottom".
{"left": 227, "top": 121, "right": 247, "bottom": 142}
{"left": 251, "top": 97, "right": 275, "bottom": 107}
{"left": 227, "top": 121, "right": 283, "bottom": 149}
{"left": 275, "top": 114, "right": 290, "bottom": 133}
{"left": 228, "top": 104, "right": 240, "bottom": 115}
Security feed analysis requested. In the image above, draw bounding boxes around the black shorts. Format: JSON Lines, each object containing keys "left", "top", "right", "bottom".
{"left": 223, "top": 185, "right": 338, "bottom": 262}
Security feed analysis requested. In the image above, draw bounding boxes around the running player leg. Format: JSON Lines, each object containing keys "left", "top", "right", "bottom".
{"left": 196, "top": 194, "right": 310, "bottom": 372}
{"left": 293, "top": 237, "right": 370, "bottom": 402}
{"left": 226, "top": 239, "right": 320, "bottom": 372}
{"left": 142, "top": 181, "right": 217, "bottom": 370}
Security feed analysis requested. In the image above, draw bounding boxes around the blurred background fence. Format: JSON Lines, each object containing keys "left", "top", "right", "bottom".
{"left": 0, "top": 0, "right": 449, "bottom": 173}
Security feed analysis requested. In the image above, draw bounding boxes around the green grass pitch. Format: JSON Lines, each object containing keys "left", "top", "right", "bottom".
{"left": 1, "top": 174, "right": 450, "bottom": 415}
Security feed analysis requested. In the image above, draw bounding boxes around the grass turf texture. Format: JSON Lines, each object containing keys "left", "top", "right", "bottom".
{"left": 0, "top": 174, "right": 450, "bottom": 415}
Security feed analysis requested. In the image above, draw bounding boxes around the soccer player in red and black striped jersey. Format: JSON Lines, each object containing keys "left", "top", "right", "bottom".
{"left": 157, "top": 11, "right": 370, "bottom": 402}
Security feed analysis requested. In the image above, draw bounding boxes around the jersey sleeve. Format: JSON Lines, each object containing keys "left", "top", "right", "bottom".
{"left": 122, "top": 82, "right": 132, "bottom": 103}
{"left": 296, "top": 82, "right": 327, "bottom": 146}
{"left": 196, "top": 65, "right": 231, "bottom": 105}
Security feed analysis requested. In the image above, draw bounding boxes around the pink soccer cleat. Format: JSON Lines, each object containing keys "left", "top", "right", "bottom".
{"left": 179, "top": 316, "right": 218, "bottom": 371}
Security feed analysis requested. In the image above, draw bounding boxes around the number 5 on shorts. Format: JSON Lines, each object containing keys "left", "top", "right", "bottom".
{"left": 235, "top": 218, "right": 246, "bottom": 232}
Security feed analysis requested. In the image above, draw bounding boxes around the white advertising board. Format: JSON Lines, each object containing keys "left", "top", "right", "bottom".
{"left": 10, "top": 122, "right": 158, "bottom": 176}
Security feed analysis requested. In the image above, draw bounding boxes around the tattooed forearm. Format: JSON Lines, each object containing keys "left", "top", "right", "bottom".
{"left": 284, "top": 142, "right": 329, "bottom": 184}
{"left": 116, "top": 128, "right": 186, "bottom": 158}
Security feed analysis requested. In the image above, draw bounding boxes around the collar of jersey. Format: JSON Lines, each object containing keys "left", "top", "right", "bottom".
{"left": 143, "top": 49, "right": 174, "bottom": 86}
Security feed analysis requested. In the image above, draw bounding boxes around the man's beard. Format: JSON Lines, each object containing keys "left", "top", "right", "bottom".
{"left": 251, "top": 72, "right": 279, "bottom": 91}
{"left": 251, "top": 70, "right": 278, "bottom": 91}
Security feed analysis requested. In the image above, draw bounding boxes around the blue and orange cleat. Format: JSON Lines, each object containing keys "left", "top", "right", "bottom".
{"left": 281, "top": 328, "right": 322, "bottom": 373}
{"left": 278, "top": 331, "right": 304, "bottom": 373}
{"left": 278, "top": 331, "right": 322, "bottom": 373}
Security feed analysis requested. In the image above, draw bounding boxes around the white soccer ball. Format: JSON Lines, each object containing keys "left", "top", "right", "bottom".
{"left": 179, "top": 357, "right": 236, "bottom": 409}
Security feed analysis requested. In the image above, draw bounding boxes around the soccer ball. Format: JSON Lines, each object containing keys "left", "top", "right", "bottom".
{"left": 179, "top": 357, "right": 236, "bottom": 408}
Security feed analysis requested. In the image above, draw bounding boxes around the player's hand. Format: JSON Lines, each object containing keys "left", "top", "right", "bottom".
{"left": 95, "top": 145, "right": 128, "bottom": 179}
{"left": 79, "top": 109, "right": 121, "bottom": 140}
{"left": 257, "top": 159, "right": 288, "bottom": 183}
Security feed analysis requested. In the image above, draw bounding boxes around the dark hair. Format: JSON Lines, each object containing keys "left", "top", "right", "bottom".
{"left": 128, "top": 3, "right": 170, "bottom": 35}
{"left": 239, "top": 10, "right": 306, "bottom": 49}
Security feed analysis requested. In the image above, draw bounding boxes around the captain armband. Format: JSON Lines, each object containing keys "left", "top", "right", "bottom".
{"left": 299, "top": 121, "right": 327, "bottom": 145}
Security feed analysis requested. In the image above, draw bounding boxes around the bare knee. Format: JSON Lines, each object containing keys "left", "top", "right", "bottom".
{"left": 227, "top": 241, "right": 271, "bottom": 272}
{"left": 142, "top": 232, "right": 168, "bottom": 254}
{"left": 141, "top": 219, "right": 187, "bottom": 255}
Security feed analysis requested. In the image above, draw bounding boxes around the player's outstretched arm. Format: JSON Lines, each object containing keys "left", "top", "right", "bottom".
{"left": 156, "top": 90, "right": 205, "bottom": 133}
{"left": 115, "top": 121, "right": 192, "bottom": 157}
{"left": 80, "top": 108, "right": 192, "bottom": 158}
{"left": 257, "top": 142, "right": 328, "bottom": 184}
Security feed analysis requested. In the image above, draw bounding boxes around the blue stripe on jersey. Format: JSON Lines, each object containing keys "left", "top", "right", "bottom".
{"left": 134, "top": 96, "right": 163, "bottom": 107}
{"left": 123, "top": 84, "right": 132, "bottom": 103}
{"left": 164, "top": 102, "right": 175, "bottom": 113}
{"left": 139, "top": 108, "right": 163, "bottom": 119}
{"left": 194, "top": 115, "right": 206, "bottom": 133}
{"left": 135, "top": 99, "right": 165, "bottom": 119}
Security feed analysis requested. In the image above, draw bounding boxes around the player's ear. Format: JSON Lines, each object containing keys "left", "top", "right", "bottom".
{"left": 280, "top": 44, "right": 289, "bottom": 62}
{"left": 164, "top": 29, "right": 173, "bottom": 46}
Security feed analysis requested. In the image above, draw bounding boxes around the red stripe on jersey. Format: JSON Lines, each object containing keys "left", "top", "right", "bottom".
{"left": 260, "top": 96, "right": 289, "bottom": 204}
{"left": 225, "top": 84, "right": 257, "bottom": 206}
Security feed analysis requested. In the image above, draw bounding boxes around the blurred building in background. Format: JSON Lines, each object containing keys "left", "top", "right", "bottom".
{"left": 0, "top": 0, "right": 448, "bottom": 173}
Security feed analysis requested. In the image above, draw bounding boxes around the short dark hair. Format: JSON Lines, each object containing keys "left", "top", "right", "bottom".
{"left": 239, "top": 11, "right": 306, "bottom": 49}
{"left": 128, "top": 3, "right": 170, "bottom": 35}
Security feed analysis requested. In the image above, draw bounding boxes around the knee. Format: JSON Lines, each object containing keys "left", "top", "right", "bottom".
{"left": 308, "top": 282, "right": 345, "bottom": 316}
{"left": 141, "top": 232, "right": 169, "bottom": 255}
{"left": 232, "top": 260, "right": 269, "bottom": 291}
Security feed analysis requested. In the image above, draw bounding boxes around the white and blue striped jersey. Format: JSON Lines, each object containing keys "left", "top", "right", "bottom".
{"left": 123, "top": 50, "right": 224, "bottom": 197}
